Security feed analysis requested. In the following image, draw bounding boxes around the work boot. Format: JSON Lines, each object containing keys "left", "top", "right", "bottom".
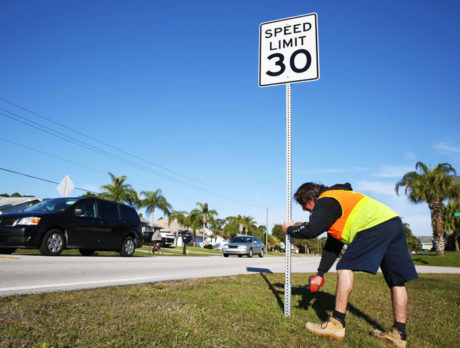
{"left": 305, "top": 316, "right": 345, "bottom": 341}
{"left": 372, "top": 328, "right": 407, "bottom": 348}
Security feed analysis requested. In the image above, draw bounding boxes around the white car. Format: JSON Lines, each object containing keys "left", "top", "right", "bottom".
{"left": 222, "top": 236, "right": 265, "bottom": 258}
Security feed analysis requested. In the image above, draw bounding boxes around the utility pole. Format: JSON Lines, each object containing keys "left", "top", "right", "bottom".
{"left": 265, "top": 207, "right": 269, "bottom": 253}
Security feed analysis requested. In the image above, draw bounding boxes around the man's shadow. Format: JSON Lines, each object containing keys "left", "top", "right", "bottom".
{"left": 248, "top": 268, "right": 385, "bottom": 332}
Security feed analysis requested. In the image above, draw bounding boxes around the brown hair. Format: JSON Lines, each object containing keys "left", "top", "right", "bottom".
{"left": 293, "top": 182, "right": 327, "bottom": 206}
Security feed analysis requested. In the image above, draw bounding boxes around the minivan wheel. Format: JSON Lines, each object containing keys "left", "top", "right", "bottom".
{"left": 248, "top": 249, "right": 253, "bottom": 258}
{"left": 79, "top": 249, "right": 95, "bottom": 256}
{"left": 0, "top": 248, "right": 16, "bottom": 254}
{"left": 259, "top": 249, "right": 264, "bottom": 258}
{"left": 120, "top": 236, "right": 135, "bottom": 257}
{"left": 40, "top": 229, "right": 65, "bottom": 256}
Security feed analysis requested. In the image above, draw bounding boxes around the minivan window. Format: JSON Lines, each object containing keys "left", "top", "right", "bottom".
{"left": 25, "top": 198, "right": 79, "bottom": 213}
{"left": 120, "top": 205, "right": 139, "bottom": 222}
{"left": 99, "top": 200, "right": 119, "bottom": 220}
{"left": 73, "top": 199, "right": 97, "bottom": 218}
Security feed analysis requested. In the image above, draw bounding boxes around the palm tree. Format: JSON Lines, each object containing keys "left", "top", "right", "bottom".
{"left": 99, "top": 172, "right": 137, "bottom": 205}
{"left": 224, "top": 215, "right": 243, "bottom": 239}
{"left": 168, "top": 210, "right": 188, "bottom": 245}
{"left": 443, "top": 200, "right": 460, "bottom": 252}
{"left": 240, "top": 215, "right": 257, "bottom": 236}
{"left": 395, "top": 162, "right": 459, "bottom": 256}
{"left": 187, "top": 210, "right": 203, "bottom": 247}
{"left": 140, "top": 189, "right": 172, "bottom": 224}
{"left": 190, "top": 202, "right": 217, "bottom": 247}
{"left": 208, "top": 217, "right": 225, "bottom": 245}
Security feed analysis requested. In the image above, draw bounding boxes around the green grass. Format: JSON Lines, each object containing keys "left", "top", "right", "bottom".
{"left": 1, "top": 273, "right": 459, "bottom": 347}
{"left": 411, "top": 251, "right": 460, "bottom": 267}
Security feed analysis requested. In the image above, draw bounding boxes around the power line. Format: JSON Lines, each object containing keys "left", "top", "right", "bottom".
{"left": 0, "top": 167, "right": 90, "bottom": 193}
{"left": 0, "top": 98, "right": 264, "bottom": 208}
{"left": 0, "top": 136, "right": 164, "bottom": 192}
{"left": 0, "top": 137, "right": 105, "bottom": 175}
{"left": 0, "top": 97, "right": 253, "bottom": 201}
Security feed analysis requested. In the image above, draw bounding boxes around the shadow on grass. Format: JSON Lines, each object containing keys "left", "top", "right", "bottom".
{"left": 412, "top": 258, "right": 428, "bottom": 264}
{"left": 246, "top": 268, "right": 285, "bottom": 311}
{"left": 255, "top": 274, "right": 385, "bottom": 332}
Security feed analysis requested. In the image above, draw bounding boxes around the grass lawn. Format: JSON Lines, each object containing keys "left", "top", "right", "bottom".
{"left": 1, "top": 272, "right": 459, "bottom": 347}
{"left": 411, "top": 251, "right": 460, "bottom": 267}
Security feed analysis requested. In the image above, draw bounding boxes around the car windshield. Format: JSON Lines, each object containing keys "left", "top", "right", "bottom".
{"left": 24, "top": 198, "right": 79, "bottom": 213}
{"left": 231, "top": 236, "right": 252, "bottom": 243}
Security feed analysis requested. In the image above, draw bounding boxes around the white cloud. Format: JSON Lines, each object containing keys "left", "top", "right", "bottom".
{"left": 435, "top": 142, "right": 460, "bottom": 155}
{"left": 372, "top": 165, "right": 413, "bottom": 178}
{"left": 355, "top": 181, "right": 396, "bottom": 196}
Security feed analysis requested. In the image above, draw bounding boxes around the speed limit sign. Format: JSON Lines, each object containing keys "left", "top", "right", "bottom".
{"left": 259, "top": 13, "right": 319, "bottom": 87}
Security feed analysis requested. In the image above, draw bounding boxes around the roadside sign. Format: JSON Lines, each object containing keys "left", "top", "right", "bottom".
{"left": 57, "top": 175, "right": 75, "bottom": 197}
{"left": 259, "top": 13, "right": 319, "bottom": 87}
{"left": 258, "top": 12, "right": 320, "bottom": 317}
{"left": 454, "top": 212, "right": 460, "bottom": 217}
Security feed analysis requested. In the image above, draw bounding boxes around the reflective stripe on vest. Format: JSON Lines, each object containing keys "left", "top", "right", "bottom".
{"left": 318, "top": 190, "right": 399, "bottom": 244}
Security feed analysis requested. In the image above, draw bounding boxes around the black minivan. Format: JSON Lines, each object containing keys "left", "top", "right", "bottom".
{"left": 0, "top": 197, "right": 143, "bottom": 257}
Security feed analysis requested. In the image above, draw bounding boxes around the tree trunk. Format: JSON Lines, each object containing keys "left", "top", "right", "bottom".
{"left": 202, "top": 223, "right": 205, "bottom": 248}
{"left": 433, "top": 233, "right": 445, "bottom": 255}
{"left": 150, "top": 206, "right": 155, "bottom": 224}
{"left": 455, "top": 236, "right": 459, "bottom": 252}
{"left": 429, "top": 201, "right": 445, "bottom": 256}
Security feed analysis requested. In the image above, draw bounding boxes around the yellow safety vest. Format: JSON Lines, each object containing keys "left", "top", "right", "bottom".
{"left": 318, "top": 190, "right": 398, "bottom": 244}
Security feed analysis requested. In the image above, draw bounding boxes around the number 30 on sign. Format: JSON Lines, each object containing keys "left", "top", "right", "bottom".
{"left": 259, "top": 13, "right": 319, "bottom": 87}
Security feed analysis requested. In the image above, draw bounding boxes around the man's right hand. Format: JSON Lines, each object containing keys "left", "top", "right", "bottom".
{"left": 283, "top": 220, "right": 294, "bottom": 233}
{"left": 308, "top": 275, "right": 324, "bottom": 292}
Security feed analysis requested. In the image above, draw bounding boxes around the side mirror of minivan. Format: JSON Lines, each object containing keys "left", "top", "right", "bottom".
{"left": 74, "top": 208, "right": 83, "bottom": 216}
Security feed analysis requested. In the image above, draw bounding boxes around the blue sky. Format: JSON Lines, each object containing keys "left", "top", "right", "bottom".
{"left": 1, "top": 0, "right": 459, "bottom": 236}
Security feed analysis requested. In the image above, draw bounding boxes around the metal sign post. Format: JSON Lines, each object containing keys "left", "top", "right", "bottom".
{"left": 259, "top": 13, "right": 319, "bottom": 317}
{"left": 285, "top": 83, "right": 292, "bottom": 316}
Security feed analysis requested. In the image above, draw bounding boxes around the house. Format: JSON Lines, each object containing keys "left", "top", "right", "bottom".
{"left": 419, "top": 236, "right": 434, "bottom": 251}
{"left": 154, "top": 218, "right": 227, "bottom": 249}
{"left": 195, "top": 227, "right": 226, "bottom": 250}
{"left": 154, "top": 218, "right": 191, "bottom": 246}
{"left": 279, "top": 242, "right": 299, "bottom": 253}
{"left": 0, "top": 197, "right": 41, "bottom": 214}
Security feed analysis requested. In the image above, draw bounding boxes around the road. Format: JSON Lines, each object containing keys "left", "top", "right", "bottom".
{"left": 1, "top": 254, "right": 459, "bottom": 297}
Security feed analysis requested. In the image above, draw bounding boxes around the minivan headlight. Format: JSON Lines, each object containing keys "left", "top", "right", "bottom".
{"left": 14, "top": 217, "right": 41, "bottom": 226}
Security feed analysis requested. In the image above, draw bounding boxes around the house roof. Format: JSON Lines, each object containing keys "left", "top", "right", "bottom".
{"left": 155, "top": 218, "right": 193, "bottom": 234}
{"left": 140, "top": 218, "right": 163, "bottom": 229}
{"left": 0, "top": 197, "right": 40, "bottom": 207}
{"left": 153, "top": 218, "right": 220, "bottom": 238}
{"left": 419, "top": 236, "right": 433, "bottom": 243}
